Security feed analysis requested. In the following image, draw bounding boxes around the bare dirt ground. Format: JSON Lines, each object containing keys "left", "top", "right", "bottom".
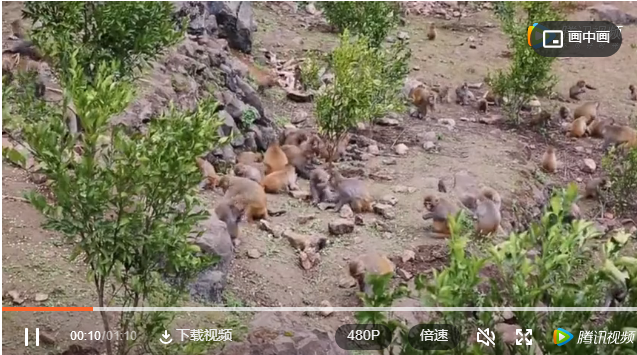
{"left": 2, "top": 1, "right": 637, "bottom": 354}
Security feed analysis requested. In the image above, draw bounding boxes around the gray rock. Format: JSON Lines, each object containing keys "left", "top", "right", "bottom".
{"left": 252, "top": 126, "right": 277, "bottom": 151}
{"left": 243, "top": 131, "right": 258, "bottom": 151}
{"left": 208, "top": 2, "right": 255, "bottom": 53}
{"left": 328, "top": 218, "right": 355, "bottom": 235}
{"left": 588, "top": 4, "right": 637, "bottom": 25}
{"left": 373, "top": 203, "right": 395, "bottom": 219}
{"left": 235, "top": 77, "right": 269, "bottom": 124}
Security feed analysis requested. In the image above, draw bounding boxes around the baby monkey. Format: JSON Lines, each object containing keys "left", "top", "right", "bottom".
{"left": 348, "top": 253, "right": 395, "bottom": 296}
{"left": 455, "top": 82, "right": 475, "bottom": 106}
{"left": 422, "top": 194, "right": 459, "bottom": 238}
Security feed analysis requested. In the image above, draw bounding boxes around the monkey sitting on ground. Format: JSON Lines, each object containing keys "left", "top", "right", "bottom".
{"left": 422, "top": 194, "right": 459, "bottom": 238}
{"left": 261, "top": 165, "right": 299, "bottom": 193}
{"left": 569, "top": 80, "right": 596, "bottom": 101}
{"left": 583, "top": 177, "right": 609, "bottom": 199}
{"left": 587, "top": 117, "right": 615, "bottom": 138}
{"left": 427, "top": 23, "right": 437, "bottom": 40}
{"left": 477, "top": 99, "right": 488, "bottom": 114}
{"left": 541, "top": 146, "right": 557, "bottom": 173}
{"left": 568, "top": 116, "right": 589, "bottom": 138}
{"left": 348, "top": 253, "right": 395, "bottom": 296}
{"left": 237, "top": 151, "right": 263, "bottom": 165}
{"left": 196, "top": 157, "right": 220, "bottom": 189}
{"left": 559, "top": 106, "right": 571, "bottom": 120}
{"left": 432, "top": 85, "right": 451, "bottom": 104}
{"left": 330, "top": 170, "right": 374, "bottom": 213}
{"left": 475, "top": 188, "right": 502, "bottom": 236}
{"left": 630, "top": 84, "right": 637, "bottom": 101}
{"left": 573, "top": 101, "right": 600, "bottom": 124}
{"left": 601, "top": 125, "right": 637, "bottom": 152}
{"left": 264, "top": 142, "right": 288, "bottom": 175}
{"left": 218, "top": 175, "right": 268, "bottom": 222}
{"left": 281, "top": 143, "right": 314, "bottom": 180}
{"left": 409, "top": 85, "right": 437, "bottom": 119}
{"left": 214, "top": 200, "right": 244, "bottom": 246}
{"left": 309, "top": 167, "right": 338, "bottom": 204}
{"left": 280, "top": 128, "right": 311, "bottom": 146}
{"left": 234, "top": 163, "right": 264, "bottom": 183}
{"left": 455, "top": 82, "right": 475, "bottom": 106}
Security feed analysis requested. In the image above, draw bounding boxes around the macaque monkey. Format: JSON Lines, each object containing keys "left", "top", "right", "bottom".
{"left": 475, "top": 189, "right": 502, "bottom": 236}
{"left": 559, "top": 106, "right": 571, "bottom": 120}
{"left": 330, "top": 170, "right": 373, "bottom": 213}
{"left": 455, "top": 82, "right": 475, "bottom": 106}
{"left": 568, "top": 116, "right": 589, "bottom": 138}
{"left": 234, "top": 162, "right": 264, "bottom": 183}
{"left": 601, "top": 125, "right": 637, "bottom": 152}
{"left": 541, "top": 146, "right": 557, "bottom": 173}
{"left": 583, "top": 177, "right": 609, "bottom": 199}
{"left": 422, "top": 194, "right": 459, "bottom": 238}
{"left": 264, "top": 142, "right": 288, "bottom": 175}
{"left": 280, "top": 128, "right": 310, "bottom": 146}
{"left": 237, "top": 151, "right": 263, "bottom": 165}
{"left": 215, "top": 200, "right": 243, "bottom": 245}
{"left": 281, "top": 137, "right": 321, "bottom": 179}
{"left": 348, "top": 253, "right": 395, "bottom": 296}
{"left": 196, "top": 157, "right": 220, "bottom": 188}
{"left": 261, "top": 165, "right": 299, "bottom": 193}
{"left": 309, "top": 168, "right": 338, "bottom": 204}
{"left": 218, "top": 176, "right": 268, "bottom": 222}
{"left": 630, "top": 84, "right": 636, "bottom": 101}
{"left": 569, "top": 80, "right": 595, "bottom": 100}
{"left": 587, "top": 117, "right": 615, "bottom": 138}
{"left": 432, "top": 85, "right": 451, "bottom": 104}
{"left": 10, "top": 19, "right": 26, "bottom": 40}
{"left": 477, "top": 99, "right": 488, "bottom": 114}
{"left": 427, "top": 23, "right": 437, "bottom": 40}
{"left": 573, "top": 101, "right": 600, "bottom": 124}
{"left": 409, "top": 85, "right": 437, "bottom": 118}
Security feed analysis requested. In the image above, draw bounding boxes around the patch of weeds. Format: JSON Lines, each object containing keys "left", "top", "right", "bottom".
{"left": 533, "top": 169, "right": 548, "bottom": 185}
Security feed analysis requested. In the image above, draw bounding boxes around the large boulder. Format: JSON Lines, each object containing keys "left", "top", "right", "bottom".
{"left": 173, "top": 2, "right": 218, "bottom": 36}
{"left": 207, "top": 2, "right": 256, "bottom": 54}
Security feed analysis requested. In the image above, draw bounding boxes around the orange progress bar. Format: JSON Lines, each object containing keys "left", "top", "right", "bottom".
{"left": 2, "top": 307, "right": 93, "bottom": 312}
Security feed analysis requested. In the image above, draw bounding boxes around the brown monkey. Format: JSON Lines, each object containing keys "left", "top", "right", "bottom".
{"left": 455, "top": 82, "right": 475, "bottom": 106}
{"left": 583, "top": 177, "right": 609, "bottom": 199}
{"left": 218, "top": 176, "right": 268, "bottom": 222}
{"left": 541, "top": 146, "right": 557, "bottom": 173}
{"left": 479, "top": 186, "right": 502, "bottom": 209}
{"left": 477, "top": 99, "right": 488, "bottom": 114}
{"left": 237, "top": 151, "right": 263, "bottom": 165}
{"left": 427, "top": 23, "right": 437, "bottom": 40}
{"left": 261, "top": 165, "right": 299, "bottom": 193}
{"left": 214, "top": 200, "right": 243, "bottom": 245}
{"left": 569, "top": 80, "right": 587, "bottom": 100}
{"left": 630, "top": 84, "right": 636, "bottom": 101}
{"left": 10, "top": 19, "right": 26, "bottom": 40}
{"left": 309, "top": 167, "right": 338, "bottom": 204}
{"left": 432, "top": 85, "right": 451, "bottom": 104}
{"left": 281, "top": 144, "right": 314, "bottom": 179}
{"left": 280, "top": 128, "right": 310, "bottom": 146}
{"left": 573, "top": 101, "right": 600, "bottom": 124}
{"left": 587, "top": 117, "right": 615, "bottom": 138}
{"left": 196, "top": 157, "right": 220, "bottom": 188}
{"left": 234, "top": 162, "right": 264, "bottom": 183}
{"left": 330, "top": 170, "right": 373, "bottom": 213}
{"left": 530, "top": 110, "right": 552, "bottom": 126}
{"left": 568, "top": 116, "right": 589, "bottom": 138}
{"left": 475, "top": 192, "right": 501, "bottom": 236}
{"left": 409, "top": 85, "right": 437, "bottom": 119}
{"left": 422, "top": 194, "right": 459, "bottom": 238}
{"left": 263, "top": 142, "right": 288, "bottom": 175}
{"left": 348, "top": 253, "right": 395, "bottom": 295}
{"left": 559, "top": 106, "right": 571, "bottom": 120}
{"left": 230, "top": 49, "right": 280, "bottom": 93}
{"left": 601, "top": 125, "right": 637, "bottom": 151}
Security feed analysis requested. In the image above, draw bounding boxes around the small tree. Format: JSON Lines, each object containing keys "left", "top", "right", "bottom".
{"left": 489, "top": 2, "right": 564, "bottom": 123}
{"left": 23, "top": 1, "right": 183, "bottom": 82}
{"left": 4, "top": 54, "right": 227, "bottom": 355}
{"left": 318, "top": 1, "right": 401, "bottom": 48}
{"left": 315, "top": 30, "right": 409, "bottom": 165}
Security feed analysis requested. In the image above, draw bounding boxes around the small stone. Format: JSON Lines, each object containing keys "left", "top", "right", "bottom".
{"left": 397, "top": 31, "right": 410, "bottom": 40}
{"left": 397, "top": 268, "right": 413, "bottom": 280}
{"left": 412, "top": 66, "right": 420, "bottom": 71}
{"left": 289, "top": 190, "right": 311, "bottom": 200}
{"left": 478, "top": 115, "right": 503, "bottom": 125}
{"left": 6, "top": 290, "right": 24, "bottom": 305}
{"left": 376, "top": 117, "right": 400, "bottom": 126}
{"left": 373, "top": 203, "right": 395, "bottom": 219}
{"left": 34, "top": 293, "right": 48, "bottom": 302}
{"left": 299, "top": 249, "right": 321, "bottom": 270}
{"left": 368, "top": 145, "right": 380, "bottom": 155}
{"left": 259, "top": 220, "right": 276, "bottom": 234}
{"left": 354, "top": 215, "right": 365, "bottom": 226}
{"left": 339, "top": 277, "right": 357, "bottom": 288}
{"left": 392, "top": 185, "right": 409, "bottom": 193}
{"left": 339, "top": 204, "right": 354, "bottom": 219}
{"left": 402, "top": 250, "right": 416, "bottom": 263}
{"left": 320, "top": 300, "right": 334, "bottom": 317}
{"left": 39, "top": 331, "right": 56, "bottom": 345}
{"left": 328, "top": 219, "right": 355, "bottom": 235}
{"left": 283, "top": 230, "right": 311, "bottom": 251}
{"left": 575, "top": 146, "right": 585, "bottom": 153}
{"left": 317, "top": 202, "right": 335, "bottom": 211}
{"left": 439, "top": 118, "right": 456, "bottom": 127}
{"left": 297, "top": 214, "right": 316, "bottom": 224}
{"left": 582, "top": 159, "right": 596, "bottom": 173}
{"left": 383, "top": 232, "right": 394, "bottom": 239}
{"left": 373, "top": 219, "right": 390, "bottom": 232}
{"left": 419, "top": 131, "right": 438, "bottom": 142}
{"left": 502, "top": 310, "right": 515, "bottom": 321}
{"left": 370, "top": 172, "right": 393, "bottom": 181}
{"left": 394, "top": 144, "right": 408, "bottom": 155}
{"left": 469, "top": 44, "right": 477, "bottom": 49}
{"left": 467, "top": 36, "right": 475, "bottom": 42}
{"left": 247, "top": 249, "right": 261, "bottom": 259}
{"left": 383, "top": 158, "right": 397, "bottom": 165}
{"left": 423, "top": 141, "right": 436, "bottom": 151}
{"left": 604, "top": 212, "right": 614, "bottom": 219}
{"left": 453, "top": 11, "right": 461, "bottom": 17}
{"left": 359, "top": 153, "right": 372, "bottom": 161}
{"left": 380, "top": 195, "right": 398, "bottom": 206}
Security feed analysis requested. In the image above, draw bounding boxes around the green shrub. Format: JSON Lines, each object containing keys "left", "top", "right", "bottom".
{"left": 299, "top": 52, "right": 325, "bottom": 91}
{"left": 602, "top": 146, "right": 637, "bottom": 216}
{"left": 357, "top": 184, "right": 637, "bottom": 354}
{"left": 318, "top": 1, "right": 401, "bottom": 48}
{"left": 315, "top": 30, "right": 409, "bottom": 164}
{"left": 3, "top": 53, "right": 227, "bottom": 355}
{"left": 488, "top": 2, "right": 564, "bottom": 123}
{"left": 23, "top": 1, "right": 184, "bottom": 82}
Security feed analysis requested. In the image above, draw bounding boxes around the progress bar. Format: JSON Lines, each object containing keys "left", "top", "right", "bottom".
{"left": 4, "top": 307, "right": 637, "bottom": 312}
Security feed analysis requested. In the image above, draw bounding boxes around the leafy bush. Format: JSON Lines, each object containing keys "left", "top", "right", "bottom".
{"left": 602, "top": 147, "right": 637, "bottom": 216}
{"left": 488, "top": 2, "right": 564, "bottom": 122}
{"left": 357, "top": 184, "right": 637, "bottom": 354}
{"left": 3, "top": 53, "right": 227, "bottom": 355}
{"left": 318, "top": 1, "right": 401, "bottom": 48}
{"left": 299, "top": 52, "right": 325, "bottom": 91}
{"left": 23, "top": 1, "right": 183, "bottom": 82}
{"left": 315, "top": 30, "right": 409, "bottom": 164}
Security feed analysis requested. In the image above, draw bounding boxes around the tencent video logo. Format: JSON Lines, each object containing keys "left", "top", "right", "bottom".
{"left": 528, "top": 22, "right": 561, "bottom": 48}
{"left": 553, "top": 328, "right": 573, "bottom": 346}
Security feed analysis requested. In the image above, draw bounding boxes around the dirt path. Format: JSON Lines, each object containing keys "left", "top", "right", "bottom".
{"left": 3, "top": 2, "right": 637, "bottom": 353}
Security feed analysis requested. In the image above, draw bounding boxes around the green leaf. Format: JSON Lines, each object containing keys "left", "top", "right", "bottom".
{"left": 2, "top": 147, "right": 27, "bottom": 168}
